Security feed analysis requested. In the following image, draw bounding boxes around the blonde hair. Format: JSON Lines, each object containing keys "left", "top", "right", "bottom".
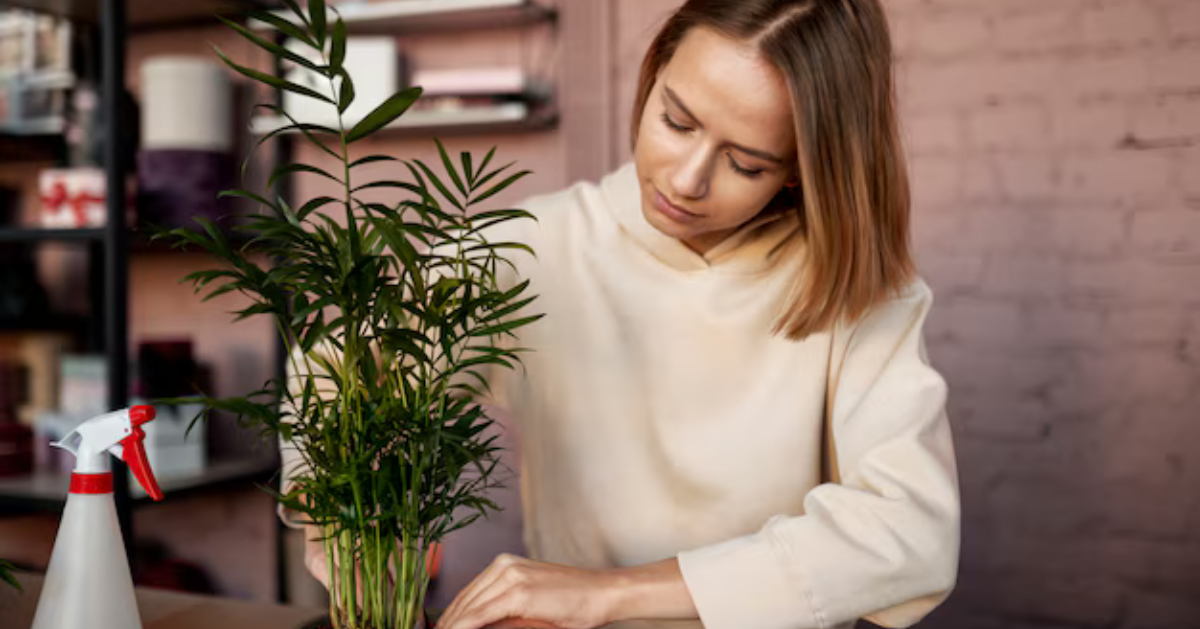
{"left": 631, "top": 0, "right": 915, "bottom": 340}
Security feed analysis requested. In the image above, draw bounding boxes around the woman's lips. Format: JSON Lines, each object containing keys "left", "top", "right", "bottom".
{"left": 653, "top": 189, "right": 700, "bottom": 222}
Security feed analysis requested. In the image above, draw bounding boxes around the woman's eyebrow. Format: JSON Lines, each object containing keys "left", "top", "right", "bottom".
{"left": 663, "top": 84, "right": 786, "bottom": 165}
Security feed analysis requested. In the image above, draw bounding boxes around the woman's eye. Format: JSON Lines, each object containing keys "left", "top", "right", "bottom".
{"left": 727, "top": 154, "right": 763, "bottom": 179}
{"left": 660, "top": 113, "right": 692, "bottom": 134}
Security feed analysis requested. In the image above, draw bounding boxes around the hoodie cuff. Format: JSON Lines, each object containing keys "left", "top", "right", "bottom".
{"left": 677, "top": 521, "right": 822, "bottom": 629}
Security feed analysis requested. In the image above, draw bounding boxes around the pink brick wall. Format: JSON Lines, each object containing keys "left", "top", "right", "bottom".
{"left": 886, "top": 0, "right": 1200, "bottom": 626}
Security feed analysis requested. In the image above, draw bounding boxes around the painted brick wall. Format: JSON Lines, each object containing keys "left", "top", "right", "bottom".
{"left": 891, "top": 0, "right": 1200, "bottom": 627}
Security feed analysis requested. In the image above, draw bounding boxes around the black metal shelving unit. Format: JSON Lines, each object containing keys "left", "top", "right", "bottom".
{"left": 0, "top": 0, "right": 286, "bottom": 599}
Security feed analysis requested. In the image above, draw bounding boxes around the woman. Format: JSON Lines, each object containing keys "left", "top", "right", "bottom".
{"left": 293, "top": 1, "right": 960, "bottom": 628}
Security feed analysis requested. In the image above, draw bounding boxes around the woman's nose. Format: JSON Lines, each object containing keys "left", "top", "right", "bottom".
{"left": 670, "top": 152, "right": 710, "bottom": 200}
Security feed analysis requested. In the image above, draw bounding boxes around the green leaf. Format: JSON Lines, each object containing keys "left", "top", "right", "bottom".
{"left": 276, "top": 0, "right": 308, "bottom": 26}
{"left": 349, "top": 155, "right": 399, "bottom": 169}
{"left": 435, "top": 139, "right": 467, "bottom": 198}
{"left": 248, "top": 10, "right": 318, "bottom": 49}
{"left": 474, "top": 146, "right": 497, "bottom": 184}
{"left": 297, "top": 195, "right": 340, "bottom": 221}
{"left": 212, "top": 45, "right": 334, "bottom": 105}
{"left": 346, "top": 87, "right": 423, "bottom": 143}
{"left": 308, "top": 0, "right": 327, "bottom": 44}
{"left": 412, "top": 159, "right": 464, "bottom": 211}
{"left": 268, "top": 163, "right": 343, "bottom": 189}
{"left": 469, "top": 314, "right": 543, "bottom": 338}
{"left": 337, "top": 67, "right": 355, "bottom": 114}
{"left": 461, "top": 152, "right": 474, "bottom": 187}
{"left": 471, "top": 169, "right": 531, "bottom": 205}
{"left": 329, "top": 18, "right": 346, "bottom": 76}
{"left": 217, "top": 15, "right": 327, "bottom": 77}
{"left": 250, "top": 103, "right": 341, "bottom": 161}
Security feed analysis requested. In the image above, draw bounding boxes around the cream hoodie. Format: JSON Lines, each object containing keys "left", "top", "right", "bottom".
{"left": 281, "top": 162, "right": 960, "bottom": 629}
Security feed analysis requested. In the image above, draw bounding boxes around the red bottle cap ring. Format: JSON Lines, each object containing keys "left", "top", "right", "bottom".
{"left": 70, "top": 472, "right": 114, "bottom": 494}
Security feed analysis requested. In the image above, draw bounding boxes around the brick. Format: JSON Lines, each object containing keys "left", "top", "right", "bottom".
{"left": 910, "top": 12, "right": 992, "bottom": 58}
{"left": 980, "top": 253, "right": 1066, "bottom": 300}
{"left": 1045, "top": 209, "right": 1128, "bottom": 258}
{"left": 1125, "top": 591, "right": 1200, "bottom": 629}
{"left": 982, "top": 532, "right": 1128, "bottom": 582}
{"left": 993, "top": 7, "right": 1083, "bottom": 55}
{"left": 1059, "top": 152, "right": 1173, "bottom": 209}
{"left": 1101, "top": 480, "right": 1191, "bottom": 538}
{"left": 1103, "top": 306, "right": 1189, "bottom": 345}
{"left": 1105, "top": 538, "right": 1200, "bottom": 593}
{"left": 987, "top": 56, "right": 1070, "bottom": 102}
{"left": 966, "top": 102, "right": 1053, "bottom": 152}
{"left": 888, "top": 12, "right": 917, "bottom": 58}
{"left": 915, "top": 251, "right": 986, "bottom": 297}
{"left": 1051, "top": 98, "right": 1130, "bottom": 151}
{"left": 904, "top": 112, "right": 963, "bottom": 155}
{"left": 911, "top": 208, "right": 960, "bottom": 255}
{"left": 938, "top": 349, "right": 1073, "bottom": 398}
{"left": 1130, "top": 92, "right": 1200, "bottom": 142}
{"left": 1055, "top": 348, "right": 1194, "bottom": 411}
{"left": 901, "top": 60, "right": 992, "bottom": 111}
{"left": 943, "top": 297, "right": 1024, "bottom": 346}
{"left": 956, "top": 209, "right": 1037, "bottom": 253}
{"left": 994, "top": 154, "right": 1059, "bottom": 204}
{"left": 956, "top": 396, "right": 1051, "bottom": 442}
{"left": 1025, "top": 302, "right": 1107, "bottom": 348}
{"left": 1149, "top": 44, "right": 1200, "bottom": 92}
{"left": 909, "top": 156, "right": 963, "bottom": 210}
{"left": 1080, "top": 0, "right": 1164, "bottom": 50}
{"left": 969, "top": 568, "right": 1128, "bottom": 629}
{"left": 1067, "top": 258, "right": 1200, "bottom": 303}
{"left": 1130, "top": 209, "right": 1200, "bottom": 259}
{"left": 1164, "top": 0, "right": 1200, "bottom": 42}
{"left": 961, "top": 158, "right": 1004, "bottom": 202}
{"left": 1064, "top": 50, "right": 1154, "bottom": 100}
{"left": 1179, "top": 149, "right": 1200, "bottom": 199}
{"left": 986, "top": 480, "right": 1105, "bottom": 540}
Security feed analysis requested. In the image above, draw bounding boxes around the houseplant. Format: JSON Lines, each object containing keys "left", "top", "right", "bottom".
{"left": 158, "top": 1, "right": 542, "bottom": 627}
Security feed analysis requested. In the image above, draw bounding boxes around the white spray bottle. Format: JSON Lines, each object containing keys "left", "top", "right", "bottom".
{"left": 31, "top": 405, "right": 164, "bottom": 629}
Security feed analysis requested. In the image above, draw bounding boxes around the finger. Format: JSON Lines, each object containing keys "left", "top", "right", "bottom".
{"left": 489, "top": 620, "right": 560, "bottom": 629}
{"left": 304, "top": 540, "right": 330, "bottom": 589}
{"left": 440, "top": 555, "right": 516, "bottom": 627}
{"left": 450, "top": 586, "right": 525, "bottom": 629}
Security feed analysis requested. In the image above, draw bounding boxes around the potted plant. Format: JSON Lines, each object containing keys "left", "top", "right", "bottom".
{"left": 159, "top": 1, "right": 542, "bottom": 627}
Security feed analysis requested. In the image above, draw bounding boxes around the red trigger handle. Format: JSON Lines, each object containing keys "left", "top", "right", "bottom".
{"left": 122, "top": 405, "right": 163, "bottom": 501}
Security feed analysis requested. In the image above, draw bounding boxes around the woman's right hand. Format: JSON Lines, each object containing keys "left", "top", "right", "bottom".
{"left": 302, "top": 524, "right": 333, "bottom": 590}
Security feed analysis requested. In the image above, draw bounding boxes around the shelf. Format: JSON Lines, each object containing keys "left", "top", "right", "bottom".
{"left": 0, "top": 456, "right": 278, "bottom": 513}
{"left": 253, "top": 0, "right": 555, "bottom": 36}
{"left": 0, "top": 227, "right": 104, "bottom": 243}
{"left": 250, "top": 102, "right": 557, "bottom": 138}
{"left": 0, "top": 130, "right": 64, "bottom": 164}
{"left": 0, "top": 0, "right": 281, "bottom": 31}
{"left": 0, "top": 312, "right": 89, "bottom": 334}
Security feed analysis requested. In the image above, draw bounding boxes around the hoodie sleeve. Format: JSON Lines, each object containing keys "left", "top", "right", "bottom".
{"left": 677, "top": 279, "right": 960, "bottom": 629}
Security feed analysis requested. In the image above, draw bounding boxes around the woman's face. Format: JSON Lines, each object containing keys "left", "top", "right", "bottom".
{"left": 634, "top": 26, "right": 798, "bottom": 255}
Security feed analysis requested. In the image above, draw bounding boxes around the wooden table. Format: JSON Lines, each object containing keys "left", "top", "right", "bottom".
{"left": 0, "top": 573, "right": 325, "bottom": 629}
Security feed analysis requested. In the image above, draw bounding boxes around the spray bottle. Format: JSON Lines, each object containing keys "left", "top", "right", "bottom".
{"left": 31, "top": 405, "right": 164, "bottom": 629}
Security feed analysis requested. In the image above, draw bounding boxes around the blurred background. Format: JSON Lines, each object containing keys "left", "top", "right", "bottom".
{"left": 0, "top": 0, "right": 1197, "bottom": 627}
